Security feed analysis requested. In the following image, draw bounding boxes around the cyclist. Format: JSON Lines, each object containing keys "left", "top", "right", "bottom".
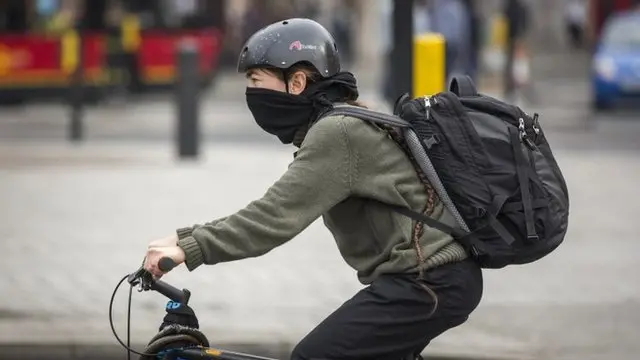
{"left": 143, "top": 18, "right": 483, "bottom": 360}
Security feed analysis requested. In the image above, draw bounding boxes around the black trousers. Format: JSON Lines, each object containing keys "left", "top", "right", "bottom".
{"left": 290, "top": 259, "right": 483, "bottom": 360}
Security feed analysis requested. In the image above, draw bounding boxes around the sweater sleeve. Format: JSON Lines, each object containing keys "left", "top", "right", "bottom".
{"left": 175, "top": 217, "right": 228, "bottom": 240}
{"left": 177, "top": 117, "right": 356, "bottom": 271}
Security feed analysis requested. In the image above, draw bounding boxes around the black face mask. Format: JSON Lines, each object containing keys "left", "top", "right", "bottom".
{"left": 245, "top": 87, "right": 315, "bottom": 144}
{"left": 245, "top": 71, "right": 359, "bottom": 145}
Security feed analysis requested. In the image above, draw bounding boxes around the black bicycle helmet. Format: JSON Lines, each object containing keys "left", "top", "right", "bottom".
{"left": 237, "top": 18, "right": 341, "bottom": 78}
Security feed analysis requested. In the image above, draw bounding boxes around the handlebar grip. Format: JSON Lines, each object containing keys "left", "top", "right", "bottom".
{"left": 158, "top": 257, "right": 177, "bottom": 272}
{"left": 150, "top": 279, "right": 190, "bottom": 305}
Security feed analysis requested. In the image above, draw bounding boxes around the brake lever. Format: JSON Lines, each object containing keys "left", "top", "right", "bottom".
{"left": 127, "top": 266, "right": 144, "bottom": 285}
{"left": 127, "top": 265, "right": 155, "bottom": 292}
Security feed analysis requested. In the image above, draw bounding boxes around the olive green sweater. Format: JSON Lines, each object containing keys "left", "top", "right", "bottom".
{"left": 176, "top": 115, "right": 468, "bottom": 284}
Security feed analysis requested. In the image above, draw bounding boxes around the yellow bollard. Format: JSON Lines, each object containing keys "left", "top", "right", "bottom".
{"left": 490, "top": 14, "right": 508, "bottom": 50}
{"left": 121, "top": 14, "right": 141, "bottom": 52}
{"left": 60, "top": 29, "right": 79, "bottom": 75}
{"left": 413, "top": 33, "right": 446, "bottom": 97}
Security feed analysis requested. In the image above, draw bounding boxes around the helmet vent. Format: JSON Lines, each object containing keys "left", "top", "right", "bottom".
{"left": 282, "top": 21, "right": 289, "bottom": 25}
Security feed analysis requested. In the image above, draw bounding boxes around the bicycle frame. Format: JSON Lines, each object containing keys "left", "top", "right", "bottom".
{"left": 160, "top": 346, "right": 277, "bottom": 360}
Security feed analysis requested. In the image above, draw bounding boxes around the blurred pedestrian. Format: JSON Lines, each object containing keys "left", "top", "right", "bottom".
{"left": 503, "top": 0, "right": 530, "bottom": 101}
{"left": 429, "top": 0, "right": 472, "bottom": 81}
{"left": 144, "top": 18, "right": 483, "bottom": 360}
{"left": 241, "top": 1, "right": 268, "bottom": 42}
{"left": 564, "top": 0, "right": 587, "bottom": 48}
{"left": 462, "top": 0, "right": 483, "bottom": 80}
{"left": 331, "top": 0, "right": 358, "bottom": 67}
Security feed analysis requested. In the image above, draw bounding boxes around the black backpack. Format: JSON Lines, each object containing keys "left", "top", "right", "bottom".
{"left": 325, "top": 76, "right": 570, "bottom": 269}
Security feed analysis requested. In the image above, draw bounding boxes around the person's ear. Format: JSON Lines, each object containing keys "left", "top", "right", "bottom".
{"left": 287, "top": 71, "right": 308, "bottom": 95}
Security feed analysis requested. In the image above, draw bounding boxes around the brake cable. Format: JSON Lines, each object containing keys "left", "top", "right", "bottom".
{"left": 109, "top": 274, "right": 159, "bottom": 359}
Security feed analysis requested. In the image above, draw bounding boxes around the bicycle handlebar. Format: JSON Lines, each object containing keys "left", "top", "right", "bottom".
{"left": 152, "top": 257, "right": 190, "bottom": 304}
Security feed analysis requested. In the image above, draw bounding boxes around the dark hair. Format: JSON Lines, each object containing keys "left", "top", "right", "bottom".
{"left": 262, "top": 62, "right": 370, "bottom": 109}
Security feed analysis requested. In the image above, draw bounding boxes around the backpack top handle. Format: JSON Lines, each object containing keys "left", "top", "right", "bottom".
{"left": 449, "top": 75, "right": 478, "bottom": 97}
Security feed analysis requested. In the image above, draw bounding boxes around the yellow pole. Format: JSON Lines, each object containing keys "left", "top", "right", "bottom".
{"left": 60, "top": 29, "right": 79, "bottom": 75}
{"left": 413, "top": 33, "right": 446, "bottom": 97}
{"left": 490, "top": 14, "right": 508, "bottom": 50}
{"left": 121, "top": 14, "right": 141, "bottom": 52}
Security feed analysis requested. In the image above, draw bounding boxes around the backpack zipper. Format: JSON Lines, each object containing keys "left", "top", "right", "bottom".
{"left": 424, "top": 95, "right": 439, "bottom": 120}
{"left": 519, "top": 118, "right": 536, "bottom": 149}
{"left": 532, "top": 113, "right": 541, "bottom": 142}
{"left": 424, "top": 96, "right": 431, "bottom": 120}
{"left": 532, "top": 113, "right": 540, "bottom": 134}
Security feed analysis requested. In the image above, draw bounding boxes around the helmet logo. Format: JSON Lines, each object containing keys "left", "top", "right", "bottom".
{"left": 289, "top": 40, "right": 318, "bottom": 51}
{"left": 289, "top": 41, "right": 302, "bottom": 51}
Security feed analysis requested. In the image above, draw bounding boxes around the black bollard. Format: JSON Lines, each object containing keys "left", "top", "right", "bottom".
{"left": 176, "top": 39, "right": 200, "bottom": 159}
{"left": 69, "top": 30, "right": 84, "bottom": 142}
{"left": 391, "top": 0, "right": 414, "bottom": 99}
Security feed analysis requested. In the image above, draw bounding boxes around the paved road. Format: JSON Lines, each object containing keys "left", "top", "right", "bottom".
{"left": 1, "top": 107, "right": 640, "bottom": 359}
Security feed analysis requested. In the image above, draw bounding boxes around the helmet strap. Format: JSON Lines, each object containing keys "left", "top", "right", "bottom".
{"left": 282, "top": 69, "right": 290, "bottom": 94}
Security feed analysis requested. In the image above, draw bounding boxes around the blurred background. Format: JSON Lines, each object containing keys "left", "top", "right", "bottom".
{"left": 1, "top": 0, "right": 640, "bottom": 359}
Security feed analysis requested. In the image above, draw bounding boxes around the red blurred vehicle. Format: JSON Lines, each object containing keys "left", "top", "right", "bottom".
{"left": 0, "top": 0, "right": 225, "bottom": 103}
{"left": 123, "top": 0, "right": 225, "bottom": 91}
{"left": 0, "top": 0, "right": 115, "bottom": 102}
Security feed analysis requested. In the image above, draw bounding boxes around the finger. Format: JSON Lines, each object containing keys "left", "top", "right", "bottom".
{"left": 150, "top": 262, "right": 165, "bottom": 279}
{"left": 143, "top": 254, "right": 154, "bottom": 272}
{"left": 144, "top": 257, "right": 161, "bottom": 277}
{"left": 147, "top": 259, "right": 159, "bottom": 275}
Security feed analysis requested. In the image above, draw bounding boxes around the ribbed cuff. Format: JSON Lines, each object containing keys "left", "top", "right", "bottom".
{"left": 176, "top": 227, "right": 194, "bottom": 240}
{"left": 177, "top": 236, "right": 204, "bottom": 271}
{"left": 422, "top": 241, "right": 469, "bottom": 271}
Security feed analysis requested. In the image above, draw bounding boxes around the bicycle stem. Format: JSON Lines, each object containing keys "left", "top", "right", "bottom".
{"left": 151, "top": 279, "right": 191, "bottom": 305}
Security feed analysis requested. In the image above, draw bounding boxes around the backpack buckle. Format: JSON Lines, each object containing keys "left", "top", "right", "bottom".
{"left": 422, "top": 134, "right": 440, "bottom": 149}
{"left": 527, "top": 234, "right": 540, "bottom": 242}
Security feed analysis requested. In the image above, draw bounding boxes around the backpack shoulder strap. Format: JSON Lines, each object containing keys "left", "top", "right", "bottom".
{"left": 325, "top": 106, "right": 469, "bottom": 239}
{"left": 324, "top": 105, "right": 412, "bottom": 129}
{"left": 381, "top": 201, "right": 468, "bottom": 239}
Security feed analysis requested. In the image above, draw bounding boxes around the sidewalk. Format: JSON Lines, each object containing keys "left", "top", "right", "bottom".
{"left": 0, "top": 69, "right": 590, "bottom": 145}
{"left": 1, "top": 140, "right": 639, "bottom": 359}
{"left": 0, "top": 46, "right": 592, "bottom": 144}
